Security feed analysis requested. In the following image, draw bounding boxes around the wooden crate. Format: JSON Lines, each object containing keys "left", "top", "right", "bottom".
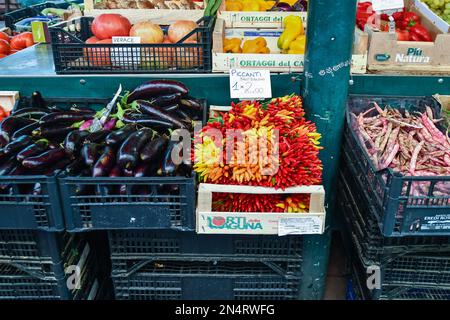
{"left": 212, "top": 18, "right": 368, "bottom": 74}
{"left": 196, "top": 183, "right": 326, "bottom": 235}
{"left": 83, "top": 0, "right": 204, "bottom": 24}
{"left": 367, "top": 3, "right": 450, "bottom": 74}
{"left": 0, "top": 91, "right": 20, "bottom": 112}
{"left": 217, "top": 0, "right": 307, "bottom": 28}
{"left": 415, "top": 0, "right": 449, "bottom": 33}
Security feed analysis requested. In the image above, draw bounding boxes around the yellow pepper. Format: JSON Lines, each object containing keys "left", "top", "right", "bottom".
{"left": 224, "top": 38, "right": 242, "bottom": 53}
{"left": 242, "top": 37, "right": 270, "bottom": 54}
{"left": 263, "top": 1, "right": 276, "bottom": 10}
{"left": 277, "top": 15, "right": 304, "bottom": 51}
{"left": 225, "top": 0, "right": 243, "bottom": 11}
{"left": 242, "top": 0, "right": 260, "bottom": 11}
{"left": 287, "top": 35, "right": 306, "bottom": 54}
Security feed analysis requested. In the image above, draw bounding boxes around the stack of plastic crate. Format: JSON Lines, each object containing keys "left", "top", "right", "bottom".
{"left": 338, "top": 95, "right": 450, "bottom": 300}
{"left": 0, "top": 96, "right": 114, "bottom": 300}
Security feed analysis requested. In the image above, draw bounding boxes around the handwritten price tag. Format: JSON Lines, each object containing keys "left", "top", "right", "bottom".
{"left": 229, "top": 69, "right": 272, "bottom": 99}
{"left": 371, "top": 0, "right": 404, "bottom": 12}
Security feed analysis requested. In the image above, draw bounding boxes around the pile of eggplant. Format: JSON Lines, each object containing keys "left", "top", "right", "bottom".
{"left": 0, "top": 80, "right": 203, "bottom": 196}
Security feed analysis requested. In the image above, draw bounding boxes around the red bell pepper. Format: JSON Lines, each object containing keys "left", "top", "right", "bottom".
{"left": 396, "top": 29, "right": 410, "bottom": 41}
{"left": 409, "top": 24, "right": 433, "bottom": 42}
{"left": 398, "top": 11, "right": 421, "bottom": 30}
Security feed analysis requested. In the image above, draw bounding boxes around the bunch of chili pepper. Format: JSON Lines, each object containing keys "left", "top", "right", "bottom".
{"left": 212, "top": 193, "right": 310, "bottom": 213}
{"left": 194, "top": 95, "right": 323, "bottom": 213}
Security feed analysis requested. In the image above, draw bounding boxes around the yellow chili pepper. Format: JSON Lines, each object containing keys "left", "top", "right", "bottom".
{"left": 223, "top": 38, "right": 242, "bottom": 53}
{"left": 287, "top": 35, "right": 306, "bottom": 54}
{"left": 278, "top": 15, "right": 304, "bottom": 51}
{"left": 242, "top": 37, "right": 270, "bottom": 54}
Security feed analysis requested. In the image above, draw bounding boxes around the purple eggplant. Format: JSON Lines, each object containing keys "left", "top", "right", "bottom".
{"left": 117, "top": 128, "right": 153, "bottom": 169}
{"left": 93, "top": 146, "right": 116, "bottom": 177}
{"left": 31, "top": 91, "right": 46, "bottom": 109}
{"left": 140, "top": 135, "right": 168, "bottom": 163}
{"left": 16, "top": 140, "right": 48, "bottom": 162}
{"left": 150, "top": 92, "right": 183, "bottom": 107}
{"left": 135, "top": 100, "right": 188, "bottom": 129}
{"left": 22, "top": 148, "right": 67, "bottom": 169}
{"left": 270, "top": 2, "right": 293, "bottom": 11}
{"left": 11, "top": 122, "right": 40, "bottom": 140}
{"left": 33, "top": 125, "right": 76, "bottom": 139}
{"left": 292, "top": 0, "right": 307, "bottom": 11}
{"left": 11, "top": 108, "right": 51, "bottom": 120}
{"left": 122, "top": 113, "right": 175, "bottom": 130}
{"left": 0, "top": 156, "right": 18, "bottom": 175}
{"left": 66, "top": 158, "right": 86, "bottom": 175}
{"left": 81, "top": 143, "right": 101, "bottom": 167}
{"left": 179, "top": 97, "right": 203, "bottom": 111}
{"left": 160, "top": 140, "right": 183, "bottom": 176}
{"left": 39, "top": 111, "right": 93, "bottom": 125}
{"left": 3, "top": 135, "right": 33, "bottom": 155}
{"left": 127, "top": 80, "right": 189, "bottom": 103}
{"left": 105, "top": 125, "right": 135, "bottom": 147}
{"left": 84, "top": 130, "right": 111, "bottom": 143}
{"left": 64, "top": 130, "right": 90, "bottom": 155}
{"left": 0, "top": 117, "right": 36, "bottom": 146}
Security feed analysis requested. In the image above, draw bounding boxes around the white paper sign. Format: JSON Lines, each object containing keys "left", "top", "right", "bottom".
{"left": 371, "top": 0, "right": 404, "bottom": 12}
{"left": 111, "top": 36, "right": 141, "bottom": 67}
{"left": 229, "top": 68, "right": 272, "bottom": 99}
{"left": 278, "top": 216, "right": 323, "bottom": 236}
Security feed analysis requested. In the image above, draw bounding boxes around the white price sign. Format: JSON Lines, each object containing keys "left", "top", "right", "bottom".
{"left": 278, "top": 216, "right": 324, "bottom": 236}
{"left": 111, "top": 36, "right": 141, "bottom": 67}
{"left": 371, "top": 0, "right": 404, "bottom": 12}
{"left": 229, "top": 68, "right": 272, "bottom": 99}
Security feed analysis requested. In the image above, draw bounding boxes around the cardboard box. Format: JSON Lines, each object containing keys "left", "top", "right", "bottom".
{"left": 367, "top": 2, "right": 450, "bottom": 73}
{"left": 196, "top": 183, "right": 326, "bottom": 235}
{"left": 83, "top": 0, "right": 204, "bottom": 25}
{"left": 212, "top": 18, "right": 368, "bottom": 73}
{"left": 218, "top": 0, "right": 307, "bottom": 28}
{"left": 415, "top": 0, "right": 449, "bottom": 33}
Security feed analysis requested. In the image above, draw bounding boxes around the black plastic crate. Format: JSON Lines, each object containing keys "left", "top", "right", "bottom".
{"left": 60, "top": 175, "right": 196, "bottom": 232}
{"left": 49, "top": 16, "right": 214, "bottom": 74}
{"left": 4, "top": 1, "right": 82, "bottom": 31}
{"left": 338, "top": 164, "right": 450, "bottom": 264}
{"left": 1, "top": 97, "right": 114, "bottom": 231}
{"left": 0, "top": 175, "right": 64, "bottom": 231}
{"left": 345, "top": 95, "right": 450, "bottom": 236}
{"left": 107, "top": 230, "right": 302, "bottom": 260}
{"left": 339, "top": 172, "right": 450, "bottom": 296}
{"left": 0, "top": 248, "right": 104, "bottom": 300}
{"left": 350, "top": 258, "right": 450, "bottom": 300}
{"left": 111, "top": 259, "right": 300, "bottom": 300}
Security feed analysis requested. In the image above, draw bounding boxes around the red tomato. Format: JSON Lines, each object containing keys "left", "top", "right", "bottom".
{"left": 91, "top": 14, "right": 131, "bottom": 40}
{"left": 10, "top": 32, "right": 34, "bottom": 51}
{"left": 0, "top": 39, "right": 10, "bottom": 55}
{"left": 83, "top": 37, "right": 112, "bottom": 67}
{"left": 0, "top": 32, "right": 10, "bottom": 43}
{"left": 0, "top": 54, "right": 7, "bottom": 59}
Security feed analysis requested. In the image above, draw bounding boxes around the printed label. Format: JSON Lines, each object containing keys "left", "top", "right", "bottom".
{"left": 278, "top": 216, "right": 323, "bottom": 235}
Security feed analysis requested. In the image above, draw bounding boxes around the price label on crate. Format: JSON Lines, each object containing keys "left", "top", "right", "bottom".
{"left": 111, "top": 36, "right": 141, "bottom": 68}
{"left": 278, "top": 216, "right": 323, "bottom": 236}
{"left": 229, "top": 68, "right": 272, "bottom": 99}
{"left": 371, "top": 0, "right": 404, "bottom": 12}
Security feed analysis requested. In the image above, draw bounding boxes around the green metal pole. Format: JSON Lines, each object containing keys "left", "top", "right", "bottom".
{"left": 299, "top": 0, "right": 357, "bottom": 299}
